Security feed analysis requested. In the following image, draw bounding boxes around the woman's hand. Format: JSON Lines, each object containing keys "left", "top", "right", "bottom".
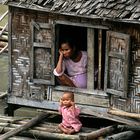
{"left": 54, "top": 48, "right": 64, "bottom": 74}
{"left": 59, "top": 48, "right": 63, "bottom": 57}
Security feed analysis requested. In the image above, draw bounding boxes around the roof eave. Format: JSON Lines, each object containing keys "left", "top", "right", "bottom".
{"left": 7, "top": 2, "right": 140, "bottom": 25}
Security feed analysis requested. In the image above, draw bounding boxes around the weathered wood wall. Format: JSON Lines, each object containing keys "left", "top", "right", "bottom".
{"left": 9, "top": 7, "right": 140, "bottom": 113}
{"left": 106, "top": 22, "right": 140, "bottom": 113}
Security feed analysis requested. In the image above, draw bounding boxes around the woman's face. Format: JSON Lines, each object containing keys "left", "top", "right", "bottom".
{"left": 60, "top": 43, "right": 73, "bottom": 58}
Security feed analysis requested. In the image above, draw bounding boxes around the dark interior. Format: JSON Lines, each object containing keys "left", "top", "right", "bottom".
{"left": 57, "top": 24, "right": 87, "bottom": 51}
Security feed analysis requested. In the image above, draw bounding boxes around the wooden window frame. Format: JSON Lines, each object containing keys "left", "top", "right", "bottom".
{"left": 54, "top": 21, "right": 108, "bottom": 94}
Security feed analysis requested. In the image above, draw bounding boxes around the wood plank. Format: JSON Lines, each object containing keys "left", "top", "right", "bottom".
{"left": 33, "top": 42, "right": 51, "bottom": 48}
{"left": 52, "top": 90, "right": 109, "bottom": 107}
{"left": 55, "top": 20, "right": 109, "bottom": 29}
{"left": 7, "top": 96, "right": 140, "bottom": 125}
{"left": 54, "top": 86, "right": 108, "bottom": 98}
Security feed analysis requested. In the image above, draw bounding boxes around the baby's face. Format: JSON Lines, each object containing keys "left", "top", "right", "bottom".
{"left": 61, "top": 94, "right": 72, "bottom": 107}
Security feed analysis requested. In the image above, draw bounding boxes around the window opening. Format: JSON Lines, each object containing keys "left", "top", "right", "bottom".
{"left": 55, "top": 24, "right": 106, "bottom": 91}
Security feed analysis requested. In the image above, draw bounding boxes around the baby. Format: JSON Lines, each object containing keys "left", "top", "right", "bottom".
{"left": 58, "top": 91, "right": 82, "bottom": 134}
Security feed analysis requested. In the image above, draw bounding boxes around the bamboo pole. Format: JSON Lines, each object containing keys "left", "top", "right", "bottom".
{"left": 0, "top": 113, "right": 50, "bottom": 140}
{"left": 117, "top": 125, "right": 140, "bottom": 131}
{"left": 0, "top": 92, "right": 7, "bottom": 99}
{"left": 0, "top": 126, "right": 80, "bottom": 140}
{"left": 0, "top": 35, "right": 8, "bottom": 42}
{"left": 106, "top": 131, "right": 135, "bottom": 140}
{"left": 0, "top": 122, "right": 61, "bottom": 133}
{"left": 8, "top": 136, "right": 35, "bottom": 140}
{"left": 0, "top": 11, "right": 8, "bottom": 22}
{"left": 0, "top": 44, "right": 8, "bottom": 54}
{"left": 79, "top": 125, "right": 116, "bottom": 140}
{"left": 0, "top": 41, "right": 8, "bottom": 47}
{"left": 0, "top": 27, "right": 8, "bottom": 33}
{"left": 108, "top": 108, "right": 140, "bottom": 119}
{"left": 0, "top": 23, "right": 8, "bottom": 36}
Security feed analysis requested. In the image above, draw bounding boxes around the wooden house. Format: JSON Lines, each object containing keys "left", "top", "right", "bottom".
{"left": 5, "top": 0, "right": 140, "bottom": 125}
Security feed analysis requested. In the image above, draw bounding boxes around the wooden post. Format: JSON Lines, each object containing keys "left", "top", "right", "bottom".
{"left": 0, "top": 113, "right": 50, "bottom": 140}
{"left": 98, "top": 29, "right": 102, "bottom": 89}
{"left": 87, "top": 28, "right": 95, "bottom": 89}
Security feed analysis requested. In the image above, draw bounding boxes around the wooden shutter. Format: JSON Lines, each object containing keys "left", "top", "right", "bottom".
{"left": 104, "top": 31, "right": 130, "bottom": 97}
{"left": 31, "top": 21, "right": 55, "bottom": 85}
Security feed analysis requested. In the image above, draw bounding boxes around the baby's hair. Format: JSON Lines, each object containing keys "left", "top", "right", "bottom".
{"left": 63, "top": 91, "right": 74, "bottom": 101}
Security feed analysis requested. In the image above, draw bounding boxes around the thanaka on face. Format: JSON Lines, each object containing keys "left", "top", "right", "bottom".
{"left": 60, "top": 43, "right": 73, "bottom": 58}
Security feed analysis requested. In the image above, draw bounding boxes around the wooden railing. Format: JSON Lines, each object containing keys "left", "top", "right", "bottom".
{"left": 0, "top": 10, "right": 8, "bottom": 54}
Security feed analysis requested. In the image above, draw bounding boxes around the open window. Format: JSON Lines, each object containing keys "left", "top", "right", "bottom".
{"left": 55, "top": 23, "right": 107, "bottom": 91}
{"left": 104, "top": 31, "right": 130, "bottom": 97}
{"left": 31, "top": 21, "right": 55, "bottom": 85}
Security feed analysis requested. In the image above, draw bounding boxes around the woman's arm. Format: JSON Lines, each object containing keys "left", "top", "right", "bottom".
{"left": 53, "top": 49, "right": 65, "bottom": 76}
{"left": 55, "top": 50, "right": 63, "bottom": 73}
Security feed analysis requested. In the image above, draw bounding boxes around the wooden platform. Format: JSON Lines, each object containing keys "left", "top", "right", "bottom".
{"left": 0, "top": 113, "right": 139, "bottom": 140}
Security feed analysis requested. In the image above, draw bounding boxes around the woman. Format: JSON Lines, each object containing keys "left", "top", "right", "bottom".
{"left": 53, "top": 39, "right": 87, "bottom": 88}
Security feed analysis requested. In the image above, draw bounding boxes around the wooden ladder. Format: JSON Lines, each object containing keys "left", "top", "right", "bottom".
{"left": 0, "top": 10, "right": 8, "bottom": 54}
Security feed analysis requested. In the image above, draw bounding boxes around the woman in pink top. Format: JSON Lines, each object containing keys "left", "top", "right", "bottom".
{"left": 53, "top": 39, "right": 87, "bottom": 88}
{"left": 58, "top": 91, "right": 82, "bottom": 134}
